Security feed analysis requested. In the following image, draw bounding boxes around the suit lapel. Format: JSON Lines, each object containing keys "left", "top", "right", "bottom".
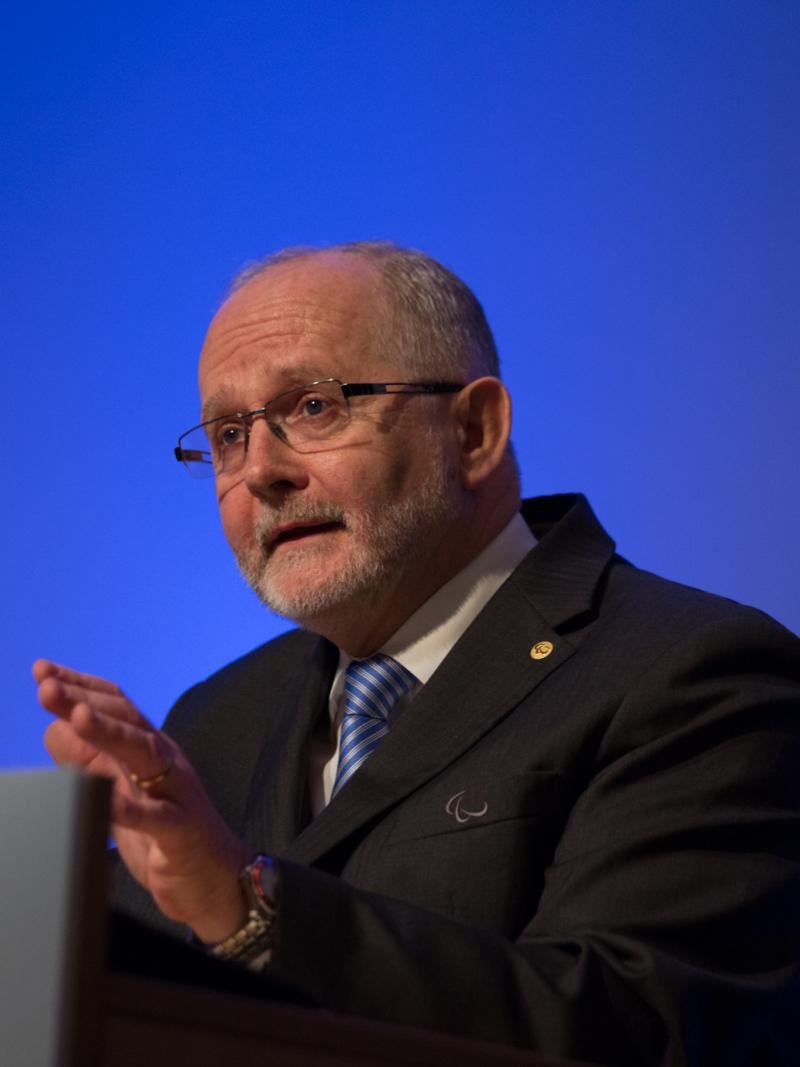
{"left": 285, "top": 494, "right": 616, "bottom": 866}
{"left": 244, "top": 636, "right": 338, "bottom": 854}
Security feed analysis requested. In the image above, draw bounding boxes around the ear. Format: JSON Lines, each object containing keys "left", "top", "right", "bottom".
{"left": 452, "top": 377, "right": 512, "bottom": 490}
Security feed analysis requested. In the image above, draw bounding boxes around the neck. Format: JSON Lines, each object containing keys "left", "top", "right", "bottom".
{"left": 304, "top": 495, "right": 521, "bottom": 657}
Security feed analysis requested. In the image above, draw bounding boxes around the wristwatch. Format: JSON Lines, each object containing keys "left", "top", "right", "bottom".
{"left": 209, "top": 853, "right": 279, "bottom": 966}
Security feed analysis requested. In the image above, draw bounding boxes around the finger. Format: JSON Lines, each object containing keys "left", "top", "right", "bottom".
{"left": 44, "top": 718, "right": 102, "bottom": 767}
{"left": 71, "top": 704, "right": 172, "bottom": 784}
{"left": 37, "top": 675, "right": 144, "bottom": 727}
{"left": 44, "top": 720, "right": 125, "bottom": 786}
{"left": 37, "top": 676, "right": 87, "bottom": 720}
{"left": 33, "top": 659, "right": 123, "bottom": 695}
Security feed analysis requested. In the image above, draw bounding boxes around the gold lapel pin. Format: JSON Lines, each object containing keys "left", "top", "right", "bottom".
{"left": 530, "top": 640, "right": 554, "bottom": 660}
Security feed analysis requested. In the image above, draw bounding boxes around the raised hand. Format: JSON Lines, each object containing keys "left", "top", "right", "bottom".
{"left": 33, "top": 659, "right": 249, "bottom": 943}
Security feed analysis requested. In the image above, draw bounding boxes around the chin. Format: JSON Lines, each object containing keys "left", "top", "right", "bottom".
{"left": 253, "top": 574, "right": 368, "bottom": 631}
{"left": 238, "top": 542, "right": 385, "bottom": 627}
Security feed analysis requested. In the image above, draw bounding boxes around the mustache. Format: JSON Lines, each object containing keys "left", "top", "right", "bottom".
{"left": 253, "top": 502, "right": 349, "bottom": 549}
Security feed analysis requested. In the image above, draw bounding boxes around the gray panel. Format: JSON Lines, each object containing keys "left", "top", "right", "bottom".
{"left": 0, "top": 768, "right": 110, "bottom": 1067}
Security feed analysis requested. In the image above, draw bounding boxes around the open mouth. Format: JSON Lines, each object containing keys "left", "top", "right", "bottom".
{"left": 271, "top": 521, "right": 344, "bottom": 548}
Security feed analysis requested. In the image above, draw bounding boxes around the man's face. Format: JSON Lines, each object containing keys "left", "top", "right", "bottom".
{"left": 198, "top": 254, "right": 465, "bottom": 637}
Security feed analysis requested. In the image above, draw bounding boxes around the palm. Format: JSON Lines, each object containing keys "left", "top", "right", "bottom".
{"left": 36, "top": 659, "right": 248, "bottom": 940}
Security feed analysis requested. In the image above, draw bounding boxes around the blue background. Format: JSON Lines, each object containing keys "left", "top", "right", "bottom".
{"left": 4, "top": 1, "right": 799, "bottom": 769}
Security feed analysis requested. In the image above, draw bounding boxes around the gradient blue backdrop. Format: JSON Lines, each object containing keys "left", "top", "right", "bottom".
{"left": 4, "top": 2, "right": 799, "bottom": 769}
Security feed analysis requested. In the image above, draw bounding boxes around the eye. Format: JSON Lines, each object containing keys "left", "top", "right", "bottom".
{"left": 274, "top": 384, "right": 347, "bottom": 442}
{"left": 303, "top": 396, "right": 326, "bottom": 416}
{"left": 213, "top": 421, "right": 246, "bottom": 449}
{"left": 287, "top": 391, "right": 341, "bottom": 425}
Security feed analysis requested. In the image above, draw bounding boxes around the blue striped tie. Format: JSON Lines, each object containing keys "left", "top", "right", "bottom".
{"left": 332, "top": 654, "right": 416, "bottom": 798}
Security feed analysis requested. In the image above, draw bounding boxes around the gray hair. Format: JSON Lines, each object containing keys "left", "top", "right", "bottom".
{"left": 228, "top": 241, "right": 500, "bottom": 382}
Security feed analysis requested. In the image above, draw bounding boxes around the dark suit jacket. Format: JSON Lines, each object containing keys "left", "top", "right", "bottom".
{"left": 113, "top": 494, "right": 800, "bottom": 1066}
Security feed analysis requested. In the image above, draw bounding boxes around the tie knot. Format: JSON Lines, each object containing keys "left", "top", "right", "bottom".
{"left": 344, "top": 654, "right": 416, "bottom": 722}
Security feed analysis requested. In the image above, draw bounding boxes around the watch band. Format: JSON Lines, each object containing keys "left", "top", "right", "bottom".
{"left": 209, "top": 854, "right": 278, "bottom": 966}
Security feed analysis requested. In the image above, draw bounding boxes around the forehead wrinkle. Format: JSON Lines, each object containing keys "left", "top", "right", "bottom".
{"left": 203, "top": 305, "right": 369, "bottom": 387}
{"left": 212, "top": 295, "right": 371, "bottom": 352}
{"left": 202, "top": 289, "right": 381, "bottom": 393}
{"left": 199, "top": 268, "right": 389, "bottom": 422}
{"left": 207, "top": 311, "right": 314, "bottom": 365}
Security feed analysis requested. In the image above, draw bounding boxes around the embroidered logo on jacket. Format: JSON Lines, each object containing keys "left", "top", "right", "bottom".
{"left": 445, "top": 790, "right": 489, "bottom": 824}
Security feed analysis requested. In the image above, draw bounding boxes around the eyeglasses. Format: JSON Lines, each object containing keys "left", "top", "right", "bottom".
{"left": 174, "top": 378, "right": 464, "bottom": 479}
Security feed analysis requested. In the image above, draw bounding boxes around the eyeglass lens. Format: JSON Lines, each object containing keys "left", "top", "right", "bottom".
{"left": 178, "top": 380, "right": 351, "bottom": 477}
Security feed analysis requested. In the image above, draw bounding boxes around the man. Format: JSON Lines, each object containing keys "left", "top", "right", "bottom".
{"left": 34, "top": 242, "right": 800, "bottom": 1065}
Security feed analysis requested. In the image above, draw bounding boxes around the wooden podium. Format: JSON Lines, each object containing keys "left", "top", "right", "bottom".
{"left": 0, "top": 769, "right": 590, "bottom": 1067}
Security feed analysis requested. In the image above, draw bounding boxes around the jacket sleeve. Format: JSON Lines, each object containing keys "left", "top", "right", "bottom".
{"left": 266, "top": 614, "right": 800, "bottom": 1067}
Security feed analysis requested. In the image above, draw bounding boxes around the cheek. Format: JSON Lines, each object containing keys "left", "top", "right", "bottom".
{"left": 217, "top": 485, "right": 255, "bottom": 551}
{"left": 313, "top": 446, "right": 412, "bottom": 504}
{"left": 213, "top": 445, "right": 418, "bottom": 547}
{"left": 329, "top": 470, "right": 404, "bottom": 517}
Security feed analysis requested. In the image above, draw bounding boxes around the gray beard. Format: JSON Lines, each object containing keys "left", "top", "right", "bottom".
{"left": 234, "top": 452, "right": 460, "bottom": 629}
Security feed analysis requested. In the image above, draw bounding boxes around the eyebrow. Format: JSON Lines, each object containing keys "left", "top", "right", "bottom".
{"left": 200, "top": 364, "right": 332, "bottom": 422}
{"left": 201, "top": 388, "right": 239, "bottom": 422}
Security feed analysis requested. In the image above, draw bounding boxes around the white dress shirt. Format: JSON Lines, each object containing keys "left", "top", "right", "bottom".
{"left": 307, "top": 512, "right": 536, "bottom": 816}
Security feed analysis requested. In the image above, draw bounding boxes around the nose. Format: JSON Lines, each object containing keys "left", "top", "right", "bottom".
{"left": 240, "top": 418, "right": 310, "bottom": 497}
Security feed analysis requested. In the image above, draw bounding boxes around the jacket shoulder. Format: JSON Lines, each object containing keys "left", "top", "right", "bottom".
{"left": 164, "top": 627, "right": 322, "bottom": 736}
{"left": 605, "top": 558, "right": 796, "bottom": 639}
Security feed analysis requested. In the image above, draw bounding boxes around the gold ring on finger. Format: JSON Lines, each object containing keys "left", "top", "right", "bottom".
{"left": 128, "top": 756, "right": 173, "bottom": 791}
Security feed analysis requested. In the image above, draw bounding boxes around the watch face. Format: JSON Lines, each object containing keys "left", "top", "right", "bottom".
{"left": 244, "top": 854, "right": 278, "bottom": 914}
